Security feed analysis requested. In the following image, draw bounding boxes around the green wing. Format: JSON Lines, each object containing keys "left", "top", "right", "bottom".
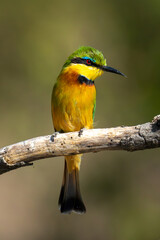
{"left": 92, "top": 101, "right": 96, "bottom": 121}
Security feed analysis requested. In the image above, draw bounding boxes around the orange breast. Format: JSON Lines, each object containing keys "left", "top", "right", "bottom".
{"left": 51, "top": 70, "right": 96, "bottom": 132}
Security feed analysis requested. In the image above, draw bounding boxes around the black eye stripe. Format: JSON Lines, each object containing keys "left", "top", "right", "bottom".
{"left": 71, "top": 57, "right": 99, "bottom": 68}
{"left": 71, "top": 57, "right": 85, "bottom": 64}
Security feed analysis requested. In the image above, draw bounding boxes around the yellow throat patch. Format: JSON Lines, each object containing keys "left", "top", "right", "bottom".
{"left": 64, "top": 63, "right": 104, "bottom": 81}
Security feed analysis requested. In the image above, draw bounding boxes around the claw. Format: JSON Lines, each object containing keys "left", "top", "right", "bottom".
{"left": 78, "top": 128, "right": 86, "bottom": 137}
{"left": 50, "top": 132, "right": 59, "bottom": 142}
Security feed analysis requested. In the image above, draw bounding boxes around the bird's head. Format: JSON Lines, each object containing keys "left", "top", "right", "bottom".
{"left": 61, "top": 46, "right": 125, "bottom": 81}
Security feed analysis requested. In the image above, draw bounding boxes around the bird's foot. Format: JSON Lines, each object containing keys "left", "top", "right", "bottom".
{"left": 50, "top": 132, "right": 60, "bottom": 142}
{"left": 78, "top": 128, "right": 87, "bottom": 137}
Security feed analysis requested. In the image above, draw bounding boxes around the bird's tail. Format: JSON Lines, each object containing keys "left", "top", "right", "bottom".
{"left": 58, "top": 155, "right": 86, "bottom": 214}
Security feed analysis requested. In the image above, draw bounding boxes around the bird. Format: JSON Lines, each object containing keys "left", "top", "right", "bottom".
{"left": 51, "top": 46, "right": 125, "bottom": 214}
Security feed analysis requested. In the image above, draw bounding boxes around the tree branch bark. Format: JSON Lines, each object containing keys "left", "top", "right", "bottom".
{"left": 0, "top": 115, "right": 160, "bottom": 175}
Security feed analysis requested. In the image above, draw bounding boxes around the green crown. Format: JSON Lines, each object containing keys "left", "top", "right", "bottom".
{"left": 63, "top": 46, "right": 106, "bottom": 69}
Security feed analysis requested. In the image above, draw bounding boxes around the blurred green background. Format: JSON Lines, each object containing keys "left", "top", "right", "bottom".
{"left": 0, "top": 0, "right": 160, "bottom": 239}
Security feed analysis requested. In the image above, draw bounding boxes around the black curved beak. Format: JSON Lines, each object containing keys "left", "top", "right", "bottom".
{"left": 102, "top": 65, "right": 127, "bottom": 77}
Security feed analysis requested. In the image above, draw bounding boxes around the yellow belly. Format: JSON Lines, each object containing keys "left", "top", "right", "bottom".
{"left": 51, "top": 80, "right": 96, "bottom": 132}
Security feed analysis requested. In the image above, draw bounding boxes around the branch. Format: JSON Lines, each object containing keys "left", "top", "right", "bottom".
{"left": 0, "top": 115, "right": 160, "bottom": 175}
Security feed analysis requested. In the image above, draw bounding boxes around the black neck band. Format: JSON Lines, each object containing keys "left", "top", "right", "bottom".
{"left": 78, "top": 75, "right": 94, "bottom": 86}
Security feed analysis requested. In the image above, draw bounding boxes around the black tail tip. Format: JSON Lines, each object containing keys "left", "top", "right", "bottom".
{"left": 74, "top": 197, "right": 86, "bottom": 214}
{"left": 60, "top": 198, "right": 86, "bottom": 214}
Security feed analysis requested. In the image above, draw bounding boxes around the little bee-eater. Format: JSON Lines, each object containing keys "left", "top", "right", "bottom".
{"left": 51, "top": 46, "right": 125, "bottom": 214}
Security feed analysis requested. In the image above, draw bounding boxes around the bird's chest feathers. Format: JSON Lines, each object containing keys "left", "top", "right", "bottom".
{"left": 53, "top": 68, "right": 96, "bottom": 131}
{"left": 58, "top": 68, "right": 96, "bottom": 108}
{"left": 62, "top": 80, "right": 96, "bottom": 110}
{"left": 62, "top": 84, "right": 95, "bottom": 130}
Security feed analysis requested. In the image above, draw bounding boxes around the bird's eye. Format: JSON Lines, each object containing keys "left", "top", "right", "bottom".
{"left": 86, "top": 59, "right": 91, "bottom": 65}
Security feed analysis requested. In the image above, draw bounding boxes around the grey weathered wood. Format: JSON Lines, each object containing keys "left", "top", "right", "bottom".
{"left": 0, "top": 115, "right": 160, "bottom": 175}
